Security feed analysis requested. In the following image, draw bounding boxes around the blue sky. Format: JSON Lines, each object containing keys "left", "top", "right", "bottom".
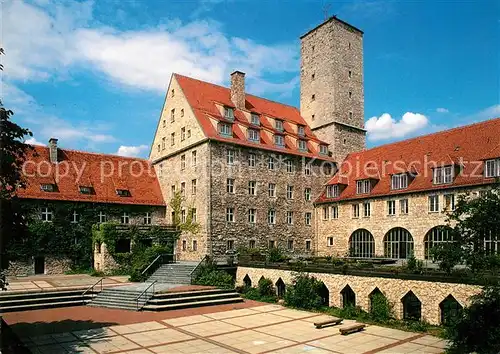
{"left": 2, "top": 0, "right": 499, "bottom": 157}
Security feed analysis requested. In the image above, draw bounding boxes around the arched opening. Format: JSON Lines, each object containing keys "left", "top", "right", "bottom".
{"left": 369, "top": 287, "right": 383, "bottom": 312}
{"left": 259, "top": 275, "right": 265, "bottom": 284}
{"left": 243, "top": 274, "right": 252, "bottom": 288}
{"left": 384, "top": 227, "right": 414, "bottom": 259}
{"left": 341, "top": 285, "right": 356, "bottom": 308}
{"left": 349, "top": 229, "right": 375, "bottom": 258}
{"left": 275, "top": 278, "right": 286, "bottom": 298}
{"left": 402, "top": 291, "right": 421, "bottom": 321}
{"left": 440, "top": 295, "right": 463, "bottom": 326}
{"left": 318, "top": 282, "right": 329, "bottom": 306}
{"left": 424, "top": 226, "right": 454, "bottom": 259}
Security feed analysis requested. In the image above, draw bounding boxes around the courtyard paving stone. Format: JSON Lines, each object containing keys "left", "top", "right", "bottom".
{"left": 124, "top": 328, "right": 193, "bottom": 346}
{"left": 210, "top": 329, "right": 295, "bottom": 354}
{"left": 149, "top": 339, "right": 236, "bottom": 354}
{"left": 162, "top": 314, "right": 214, "bottom": 327}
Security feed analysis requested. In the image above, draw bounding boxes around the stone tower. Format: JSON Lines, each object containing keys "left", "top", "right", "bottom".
{"left": 300, "top": 16, "right": 366, "bottom": 162}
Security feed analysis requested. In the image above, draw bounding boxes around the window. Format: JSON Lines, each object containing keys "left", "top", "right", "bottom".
{"left": 172, "top": 211, "right": 176, "bottom": 223}
{"left": 180, "top": 182, "right": 186, "bottom": 197}
{"left": 356, "top": 179, "right": 371, "bottom": 194}
{"left": 424, "top": 227, "right": 454, "bottom": 259}
{"left": 429, "top": 195, "right": 440, "bottom": 212}
{"left": 305, "top": 212, "right": 312, "bottom": 226}
{"left": 286, "top": 160, "right": 294, "bottom": 173}
{"left": 181, "top": 209, "right": 186, "bottom": 223}
{"left": 297, "top": 140, "right": 307, "bottom": 151}
{"left": 326, "top": 185, "right": 339, "bottom": 198}
{"left": 268, "top": 183, "right": 276, "bottom": 197}
{"left": 191, "top": 179, "right": 197, "bottom": 195}
{"left": 248, "top": 181, "right": 256, "bottom": 195}
{"left": 180, "top": 154, "right": 186, "bottom": 170}
{"left": 157, "top": 144, "right": 160, "bottom": 152}
{"left": 274, "top": 135, "right": 284, "bottom": 147}
{"left": 485, "top": 159, "right": 500, "bottom": 177}
{"left": 348, "top": 70, "right": 352, "bottom": 78}
{"left": 158, "top": 164, "right": 163, "bottom": 177}
{"left": 171, "top": 185, "right": 176, "bottom": 196}
{"left": 331, "top": 206, "right": 338, "bottom": 219}
{"left": 268, "top": 209, "right": 276, "bottom": 224}
{"left": 182, "top": 240, "right": 187, "bottom": 251}
{"left": 319, "top": 145, "right": 328, "bottom": 155}
{"left": 251, "top": 113, "right": 260, "bottom": 125}
{"left": 400, "top": 199, "right": 409, "bottom": 214}
{"left": 312, "top": 114, "right": 315, "bottom": 121}
{"left": 162, "top": 119, "right": 166, "bottom": 128}
{"left": 248, "top": 129, "right": 260, "bottom": 142}
{"left": 41, "top": 183, "right": 55, "bottom": 192}
{"left": 192, "top": 150, "right": 197, "bottom": 166}
{"left": 304, "top": 163, "right": 311, "bottom": 176}
{"left": 444, "top": 194, "right": 455, "bottom": 211}
{"left": 249, "top": 240, "right": 256, "bottom": 248}
{"left": 268, "top": 156, "right": 275, "bottom": 170}
{"left": 181, "top": 127, "right": 186, "bottom": 141}
{"left": 311, "top": 73, "right": 315, "bottom": 80}
{"left": 248, "top": 153, "right": 256, "bottom": 167}
{"left": 227, "top": 178, "right": 235, "bottom": 193}
{"left": 191, "top": 208, "right": 197, "bottom": 223}
{"left": 322, "top": 207, "right": 328, "bottom": 220}
{"left": 71, "top": 210, "right": 79, "bottom": 223}
{"left": 349, "top": 91, "right": 352, "bottom": 98}
{"left": 287, "top": 239, "right": 294, "bottom": 250}
{"left": 170, "top": 108, "right": 175, "bottom": 122}
{"left": 286, "top": 211, "right": 294, "bottom": 224}
{"left": 79, "top": 186, "right": 93, "bottom": 194}
{"left": 391, "top": 174, "right": 408, "bottom": 190}
{"left": 226, "top": 207, "right": 234, "bottom": 222}
{"left": 304, "top": 188, "right": 311, "bottom": 201}
{"left": 305, "top": 240, "right": 311, "bottom": 251}
{"left": 248, "top": 209, "right": 256, "bottom": 223}
{"left": 219, "top": 123, "right": 232, "bottom": 137}
{"left": 286, "top": 185, "right": 294, "bottom": 199}
{"left": 227, "top": 149, "right": 235, "bottom": 164}
{"left": 143, "top": 212, "right": 152, "bottom": 225}
{"left": 121, "top": 212, "right": 129, "bottom": 224}
{"left": 98, "top": 211, "right": 106, "bottom": 223}
{"left": 363, "top": 202, "right": 371, "bottom": 217}
{"left": 298, "top": 125, "right": 305, "bottom": 136}
{"left": 275, "top": 119, "right": 284, "bottom": 131}
{"left": 384, "top": 228, "right": 414, "bottom": 259}
{"left": 192, "top": 240, "right": 198, "bottom": 251}
{"left": 349, "top": 229, "right": 375, "bottom": 258}
{"left": 116, "top": 189, "right": 131, "bottom": 197}
{"left": 311, "top": 94, "right": 315, "bottom": 101}
{"left": 115, "top": 239, "right": 131, "bottom": 253}
{"left": 349, "top": 111, "right": 353, "bottom": 120}
{"left": 269, "top": 240, "right": 275, "bottom": 249}
{"left": 327, "top": 237, "right": 334, "bottom": 247}
{"left": 187, "top": 129, "right": 191, "bottom": 138}
{"left": 388, "top": 200, "right": 396, "bottom": 215}
{"left": 433, "top": 166, "right": 454, "bottom": 184}
{"left": 170, "top": 133, "right": 175, "bottom": 146}
{"left": 180, "top": 108, "right": 184, "bottom": 117}
{"left": 162, "top": 137, "right": 166, "bottom": 150}
{"left": 352, "top": 204, "right": 360, "bottom": 218}
{"left": 171, "top": 89, "right": 175, "bottom": 97}
{"left": 224, "top": 107, "right": 234, "bottom": 120}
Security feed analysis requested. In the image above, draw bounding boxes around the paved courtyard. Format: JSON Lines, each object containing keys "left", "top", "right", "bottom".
{"left": 13, "top": 304, "right": 449, "bottom": 354}
{"left": 5, "top": 274, "right": 131, "bottom": 292}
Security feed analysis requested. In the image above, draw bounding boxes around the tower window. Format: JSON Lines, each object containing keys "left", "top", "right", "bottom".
{"left": 311, "top": 94, "right": 315, "bottom": 101}
{"left": 312, "top": 45, "right": 315, "bottom": 52}
{"left": 348, "top": 70, "right": 352, "bottom": 78}
{"left": 349, "top": 91, "right": 352, "bottom": 98}
{"left": 312, "top": 114, "right": 315, "bottom": 121}
{"left": 343, "top": 138, "right": 347, "bottom": 144}
{"left": 348, "top": 42, "right": 351, "bottom": 49}
{"left": 349, "top": 112, "right": 353, "bottom": 120}
{"left": 311, "top": 73, "right": 315, "bottom": 80}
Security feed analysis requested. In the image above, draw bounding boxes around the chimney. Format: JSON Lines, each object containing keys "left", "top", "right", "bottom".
{"left": 48, "top": 138, "right": 58, "bottom": 163}
{"left": 230, "top": 71, "right": 246, "bottom": 109}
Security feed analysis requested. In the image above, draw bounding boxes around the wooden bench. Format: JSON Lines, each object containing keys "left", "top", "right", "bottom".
{"left": 339, "top": 323, "right": 366, "bottom": 335}
{"left": 314, "top": 317, "right": 343, "bottom": 329}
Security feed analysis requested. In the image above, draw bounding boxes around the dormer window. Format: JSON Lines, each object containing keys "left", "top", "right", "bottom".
{"left": 356, "top": 179, "right": 371, "bottom": 194}
{"left": 274, "top": 135, "right": 285, "bottom": 147}
{"left": 297, "top": 125, "right": 305, "bottom": 137}
{"left": 40, "top": 184, "right": 55, "bottom": 192}
{"left": 275, "top": 119, "right": 284, "bottom": 132}
{"left": 319, "top": 145, "right": 328, "bottom": 155}
{"left": 79, "top": 186, "right": 94, "bottom": 194}
{"left": 485, "top": 158, "right": 500, "bottom": 177}
{"left": 248, "top": 129, "right": 260, "bottom": 142}
{"left": 297, "top": 140, "right": 307, "bottom": 151}
{"left": 116, "top": 189, "right": 131, "bottom": 197}
{"left": 433, "top": 166, "right": 454, "bottom": 185}
{"left": 391, "top": 173, "right": 408, "bottom": 190}
{"left": 251, "top": 113, "right": 260, "bottom": 126}
{"left": 224, "top": 107, "right": 234, "bottom": 120}
{"left": 326, "top": 185, "right": 339, "bottom": 198}
{"left": 219, "top": 122, "right": 232, "bottom": 137}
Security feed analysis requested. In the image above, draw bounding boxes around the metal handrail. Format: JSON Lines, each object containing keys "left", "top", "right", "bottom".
{"left": 82, "top": 277, "right": 104, "bottom": 304}
{"left": 136, "top": 280, "right": 157, "bottom": 311}
{"left": 190, "top": 255, "right": 209, "bottom": 284}
{"left": 141, "top": 255, "right": 162, "bottom": 276}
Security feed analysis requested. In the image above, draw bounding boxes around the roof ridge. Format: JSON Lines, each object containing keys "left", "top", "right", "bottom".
{"left": 30, "top": 145, "right": 151, "bottom": 162}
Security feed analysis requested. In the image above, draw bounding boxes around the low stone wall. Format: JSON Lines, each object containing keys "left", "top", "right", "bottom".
{"left": 7, "top": 257, "right": 72, "bottom": 276}
{"left": 237, "top": 266, "right": 482, "bottom": 325}
{"left": 93, "top": 243, "right": 120, "bottom": 274}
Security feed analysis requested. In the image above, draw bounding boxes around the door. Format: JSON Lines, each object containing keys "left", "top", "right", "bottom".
{"left": 34, "top": 257, "right": 45, "bottom": 274}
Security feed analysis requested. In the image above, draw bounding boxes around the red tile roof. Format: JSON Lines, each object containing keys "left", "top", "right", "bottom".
{"left": 174, "top": 74, "right": 333, "bottom": 160}
{"left": 316, "top": 118, "right": 500, "bottom": 203}
{"left": 18, "top": 145, "right": 165, "bottom": 206}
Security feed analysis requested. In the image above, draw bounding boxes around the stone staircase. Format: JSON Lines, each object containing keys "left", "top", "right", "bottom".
{"left": 147, "top": 262, "right": 198, "bottom": 284}
{"left": 87, "top": 287, "right": 144, "bottom": 311}
{"left": 0, "top": 289, "right": 93, "bottom": 313}
{"left": 144, "top": 288, "right": 243, "bottom": 311}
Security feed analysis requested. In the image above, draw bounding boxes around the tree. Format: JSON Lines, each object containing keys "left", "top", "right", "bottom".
{"left": 432, "top": 184, "right": 500, "bottom": 274}
{"left": 0, "top": 48, "right": 33, "bottom": 289}
{"left": 446, "top": 286, "right": 500, "bottom": 354}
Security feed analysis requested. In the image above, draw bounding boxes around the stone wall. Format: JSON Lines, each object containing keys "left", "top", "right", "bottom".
{"left": 93, "top": 243, "right": 119, "bottom": 273}
{"left": 237, "top": 266, "right": 481, "bottom": 325}
{"left": 7, "top": 257, "right": 72, "bottom": 276}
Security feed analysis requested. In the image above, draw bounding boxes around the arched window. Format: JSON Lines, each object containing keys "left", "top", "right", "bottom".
{"left": 369, "top": 287, "right": 385, "bottom": 313}
{"left": 424, "top": 226, "right": 454, "bottom": 259}
{"left": 276, "top": 278, "right": 286, "bottom": 298}
{"left": 440, "top": 295, "right": 463, "bottom": 326}
{"left": 402, "top": 291, "right": 421, "bottom": 320}
{"left": 243, "top": 274, "right": 252, "bottom": 288}
{"left": 349, "top": 229, "right": 375, "bottom": 258}
{"left": 384, "top": 228, "right": 414, "bottom": 259}
{"left": 341, "top": 285, "right": 356, "bottom": 308}
{"left": 318, "top": 282, "right": 329, "bottom": 306}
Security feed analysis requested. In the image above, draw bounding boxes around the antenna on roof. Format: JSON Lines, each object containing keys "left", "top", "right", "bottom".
{"left": 323, "top": 3, "right": 331, "bottom": 21}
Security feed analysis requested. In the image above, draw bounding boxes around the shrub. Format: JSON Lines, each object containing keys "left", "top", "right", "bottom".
{"left": 268, "top": 248, "right": 286, "bottom": 262}
{"left": 258, "top": 277, "right": 275, "bottom": 297}
{"left": 284, "top": 273, "right": 324, "bottom": 310}
{"left": 242, "top": 287, "right": 277, "bottom": 303}
{"left": 406, "top": 255, "right": 424, "bottom": 274}
{"left": 340, "top": 305, "right": 368, "bottom": 320}
{"left": 370, "top": 293, "right": 393, "bottom": 322}
{"left": 194, "top": 270, "right": 234, "bottom": 289}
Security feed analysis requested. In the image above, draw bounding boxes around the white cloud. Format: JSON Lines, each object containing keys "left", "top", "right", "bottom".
{"left": 116, "top": 145, "right": 149, "bottom": 157}
{"left": 465, "top": 104, "right": 500, "bottom": 122}
{"left": 366, "top": 112, "right": 429, "bottom": 141}
{"left": 436, "top": 107, "right": 449, "bottom": 113}
{"left": 25, "top": 137, "right": 45, "bottom": 146}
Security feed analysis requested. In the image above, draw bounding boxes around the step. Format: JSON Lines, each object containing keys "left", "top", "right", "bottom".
{"left": 0, "top": 294, "right": 92, "bottom": 307}
{"left": 143, "top": 296, "right": 243, "bottom": 311}
{"left": 1, "top": 300, "right": 91, "bottom": 313}
{"left": 88, "top": 303, "right": 138, "bottom": 311}
{"left": 0, "top": 290, "right": 88, "bottom": 302}
{"left": 95, "top": 293, "right": 142, "bottom": 300}
{"left": 152, "top": 289, "right": 233, "bottom": 299}
{"left": 148, "top": 292, "right": 240, "bottom": 305}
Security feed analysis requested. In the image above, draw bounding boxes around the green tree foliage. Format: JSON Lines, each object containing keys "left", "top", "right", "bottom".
{"left": 192, "top": 257, "right": 234, "bottom": 289}
{"left": 284, "top": 273, "right": 325, "bottom": 310}
{"left": 170, "top": 190, "right": 200, "bottom": 233}
{"left": 446, "top": 286, "right": 500, "bottom": 354}
{"left": 370, "top": 293, "right": 393, "bottom": 322}
{"left": 257, "top": 277, "right": 275, "bottom": 297}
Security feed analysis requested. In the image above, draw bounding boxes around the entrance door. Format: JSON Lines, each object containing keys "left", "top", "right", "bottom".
{"left": 34, "top": 257, "right": 45, "bottom": 274}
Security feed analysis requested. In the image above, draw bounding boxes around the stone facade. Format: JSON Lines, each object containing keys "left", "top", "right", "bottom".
{"left": 237, "top": 266, "right": 481, "bottom": 325}
{"left": 300, "top": 17, "right": 366, "bottom": 161}
{"left": 315, "top": 186, "right": 489, "bottom": 259}
{"left": 7, "top": 257, "right": 72, "bottom": 276}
